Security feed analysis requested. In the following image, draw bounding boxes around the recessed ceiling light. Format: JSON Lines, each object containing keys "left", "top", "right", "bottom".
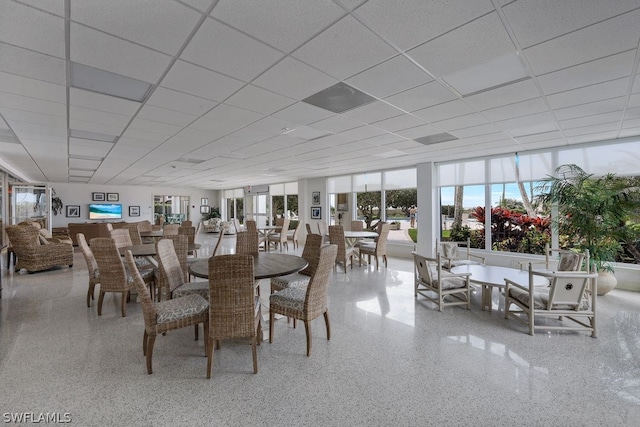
{"left": 303, "top": 82, "right": 376, "bottom": 113}
{"left": 71, "top": 62, "right": 152, "bottom": 102}
{"left": 414, "top": 132, "right": 458, "bottom": 145}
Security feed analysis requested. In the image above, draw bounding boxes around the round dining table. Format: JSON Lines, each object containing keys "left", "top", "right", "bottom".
{"left": 119, "top": 242, "right": 201, "bottom": 257}
{"left": 188, "top": 252, "right": 308, "bottom": 280}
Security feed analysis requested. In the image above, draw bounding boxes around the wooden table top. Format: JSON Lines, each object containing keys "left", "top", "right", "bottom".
{"left": 188, "top": 252, "right": 308, "bottom": 280}
{"left": 139, "top": 230, "right": 164, "bottom": 237}
{"left": 119, "top": 243, "right": 201, "bottom": 257}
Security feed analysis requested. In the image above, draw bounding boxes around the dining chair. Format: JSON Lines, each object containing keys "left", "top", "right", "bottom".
{"left": 236, "top": 231, "right": 260, "bottom": 256}
{"left": 270, "top": 234, "right": 323, "bottom": 294}
{"left": 207, "top": 254, "right": 261, "bottom": 378}
{"left": 328, "top": 225, "right": 354, "bottom": 273}
{"left": 350, "top": 220, "right": 364, "bottom": 231}
{"left": 90, "top": 237, "right": 135, "bottom": 317}
{"left": 232, "top": 218, "right": 243, "bottom": 233}
{"left": 413, "top": 252, "right": 472, "bottom": 312}
{"left": 123, "top": 223, "right": 143, "bottom": 245}
{"left": 268, "top": 218, "right": 290, "bottom": 252}
{"left": 245, "top": 220, "right": 257, "bottom": 232}
{"left": 305, "top": 223, "right": 314, "bottom": 235}
{"left": 358, "top": 222, "right": 390, "bottom": 270}
{"left": 519, "top": 244, "right": 589, "bottom": 273}
{"left": 505, "top": 263, "right": 598, "bottom": 336}
{"left": 181, "top": 220, "right": 193, "bottom": 227}
{"left": 124, "top": 250, "right": 209, "bottom": 375}
{"left": 437, "top": 238, "right": 485, "bottom": 270}
{"left": 77, "top": 233, "right": 100, "bottom": 307}
{"left": 269, "top": 244, "right": 337, "bottom": 356}
{"left": 154, "top": 235, "right": 189, "bottom": 301}
{"left": 178, "top": 226, "right": 197, "bottom": 257}
{"left": 156, "top": 238, "right": 209, "bottom": 301}
{"left": 287, "top": 221, "right": 302, "bottom": 250}
{"left": 163, "top": 224, "right": 179, "bottom": 236}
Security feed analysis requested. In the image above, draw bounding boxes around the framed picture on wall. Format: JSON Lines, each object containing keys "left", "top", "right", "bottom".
{"left": 129, "top": 206, "right": 140, "bottom": 217}
{"left": 201, "top": 198, "right": 209, "bottom": 206}
{"left": 92, "top": 192, "right": 105, "bottom": 201}
{"left": 66, "top": 205, "right": 80, "bottom": 217}
{"left": 107, "top": 193, "right": 119, "bottom": 201}
{"left": 311, "top": 206, "right": 321, "bottom": 219}
{"left": 200, "top": 205, "right": 211, "bottom": 214}
{"left": 312, "top": 191, "right": 320, "bottom": 205}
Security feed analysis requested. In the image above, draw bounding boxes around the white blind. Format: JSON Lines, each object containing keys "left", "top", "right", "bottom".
{"left": 558, "top": 140, "right": 640, "bottom": 176}
{"left": 270, "top": 183, "right": 284, "bottom": 196}
{"left": 384, "top": 168, "right": 416, "bottom": 189}
{"left": 223, "top": 189, "right": 244, "bottom": 198}
{"left": 328, "top": 175, "right": 352, "bottom": 193}
{"left": 438, "top": 160, "right": 485, "bottom": 186}
{"left": 490, "top": 153, "right": 553, "bottom": 183}
{"left": 353, "top": 172, "right": 381, "bottom": 192}
{"left": 284, "top": 181, "right": 298, "bottom": 194}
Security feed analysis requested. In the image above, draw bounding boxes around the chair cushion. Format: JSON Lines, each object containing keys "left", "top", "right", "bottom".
{"left": 172, "top": 281, "right": 209, "bottom": 300}
{"left": 156, "top": 294, "right": 209, "bottom": 324}
{"left": 271, "top": 273, "right": 310, "bottom": 291}
{"left": 508, "top": 286, "right": 589, "bottom": 310}
{"left": 442, "top": 242, "right": 460, "bottom": 259}
{"left": 449, "top": 259, "right": 482, "bottom": 267}
{"left": 435, "top": 275, "right": 468, "bottom": 290}
{"left": 558, "top": 252, "right": 581, "bottom": 271}
{"left": 270, "top": 286, "right": 307, "bottom": 311}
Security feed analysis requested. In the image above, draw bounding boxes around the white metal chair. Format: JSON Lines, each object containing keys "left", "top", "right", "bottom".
{"left": 519, "top": 244, "right": 588, "bottom": 273}
{"left": 504, "top": 264, "right": 598, "bottom": 337}
{"left": 413, "top": 252, "right": 471, "bottom": 311}
{"left": 437, "top": 238, "right": 485, "bottom": 270}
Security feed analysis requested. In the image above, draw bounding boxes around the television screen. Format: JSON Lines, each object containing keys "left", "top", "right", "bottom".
{"left": 89, "top": 203, "right": 122, "bottom": 220}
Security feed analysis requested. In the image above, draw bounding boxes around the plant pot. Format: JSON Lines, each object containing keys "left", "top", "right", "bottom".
{"left": 390, "top": 223, "right": 401, "bottom": 230}
{"left": 596, "top": 271, "right": 617, "bottom": 296}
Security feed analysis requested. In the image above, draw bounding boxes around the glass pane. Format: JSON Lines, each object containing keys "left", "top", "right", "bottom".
{"left": 440, "top": 185, "right": 485, "bottom": 248}
{"left": 385, "top": 188, "right": 417, "bottom": 243}
{"left": 356, "top": 191, "right": 381, "bottom": 229}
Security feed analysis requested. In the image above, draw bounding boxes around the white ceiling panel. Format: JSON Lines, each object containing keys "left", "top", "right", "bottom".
{"left": 69, "top": 158, "right": 101, "bottom": 170}
{"left": 70, "top": 23, "right": 172, "bottom": 83}
{"left": 182, "top": 18, "right": 284, "bottom": 82}
{"left": 309, "top": 115, "right": 363, "bottom": 133}
{"left": 394, "top": 124, "right": 439, "bottom": 139}
{"left": 127, "top": 118, "right": 181, "bottom": 137}
{"left": 225, "top": 85, "right": 294, "bottom": 115}
{"left": 200, "top": 103, "right": 263, "bottom": 126}
{"left": 413, "top": 100, "right": 475, "bottom": 123}
{"left": 71, "top": 0, "right": 201, "bottom": 55}
{"left": 559, "top": 111, "right": 623, "bottom": 130}
{"left": 343, "top": 101, "right": 403, "bottom": 124}
{"left": 69, "top": 106, "right": 131, "bottom": 129}
{"left": 553, "top": 97, "right": 626, "bottom": 122}
{"left": 70, "top": 88, "right": 141, "bottom": 116}
{"left": 147, "top": 87, "right": 217, "bottom": 116}
{"left": 408, "top": 12, "right": 515, "bottom": 78}
{"left": 463, "top": 79, "right": 541, "bottom": 111}
{"left": 189, "top": 116, "right": 244, "bottom": 135}
{"left": 69, "top": 138, "right": 113, "bottom": 157}
{"left": 0, "top": 44, "right": 66, "bottom": 85}
{"left": 508, "top": 122, "right": 559, "bottom": 138}
{"left": 482, "top": 98, "right": 549, "bottom": 122}
{"left": 161, "top": 60, "right": 244, "bottom": 102}
{"left": 546, "top": 78, "right": 631, "bottom": 109}
{"left": 292, "top": 15, "right": 397, "bottom": 80}
{"left": 371, "top": 114, "right": 426, "bottom": 132}
{"left": 136, "top": 105, "right": 197, "bottom": 127}
{"left": 0, "top": 108, "right": 66, "bottom": 127}
{"left": 253, "top": 57, "right": 338, "bottom": 101}
{"left": 0, "top": 92, "right": 65, "bottom": 117}
{"left": 211, "top": 0, "right": 345, "bottom": 53}
{"left": 0, "top": 72, "right": 65, "bottom": 103}
{"left": 384, "top": 81, "right": 457, "bottom": 113}
{"left": 525, "top": 9, "right": 640, "bottom": 76}
{"left": 433, "top": 113, "right": 490, "bottom": 131}
{"left": 563, "top": 122, "right": 620, "bottom": 137}
{"left": 0, "top": 1, "right": 64, "bottom": 58}
{"left": 272, "top": 102, "right": 335, "bottom": 125}
{"left": 346, "top": 55, "right": 432, "bottom": 98}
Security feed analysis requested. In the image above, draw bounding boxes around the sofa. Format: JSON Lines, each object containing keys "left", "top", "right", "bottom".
{"left": 68, "top": 222, "right": 112, "bottom": 246}
{"left": 202, "top": 218, "right": 234, "bottom": 234}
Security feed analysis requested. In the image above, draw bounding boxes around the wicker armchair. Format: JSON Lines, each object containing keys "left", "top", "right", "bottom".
{"left": 90, "top": 237, "right": 134, "bottom": 317}
{"left": 358, "top": 222, "right": 390, "bottom": 270}
{"left": 77, "top": 233, "right": 100, "bottom": 307}
{"left": 328, "top": 225, "right": 354, "bottom": 273}
{"left": 5, "top": 224, "right": 73, "bottom": 273}
{"left": 269, "top": 244, "right": 337, "bottom": 356}
{"left": 124, "top": 251, "right": 209, "bottom": 375}
{"left": 413, "top": 252, "right": 471, "bottom": 311}
{"left": 207, "top": 254, "right": 261, "bottom": 378}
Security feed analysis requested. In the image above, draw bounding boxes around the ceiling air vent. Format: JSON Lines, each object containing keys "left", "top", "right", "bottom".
{"left": 414, "top": 132, "right": 458, "bottom": 146}
{"left": 302, "top": 82, "right": 375, "bottom": 113}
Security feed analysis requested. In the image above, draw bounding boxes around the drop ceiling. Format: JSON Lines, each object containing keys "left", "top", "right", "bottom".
{"left": 1, "top": 0, "right": 639, "bottom": 189}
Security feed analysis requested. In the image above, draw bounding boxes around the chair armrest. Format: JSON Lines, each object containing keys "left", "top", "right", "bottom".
{"left": 469, "top": 254, "right": 485, "bottom": 263}
{"left": 504, "top": 278, "right": 529, "bottom": 293}
{"left": 441, "top": 271, "right": 471, "bottom": 279}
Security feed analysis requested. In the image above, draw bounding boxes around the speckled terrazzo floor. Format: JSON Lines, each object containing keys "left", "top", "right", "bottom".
{"left": 1, "top": 233, "right": 639, "bottom": 426}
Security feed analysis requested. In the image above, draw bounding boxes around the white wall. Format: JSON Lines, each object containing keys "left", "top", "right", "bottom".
{"left": 50, "top": 182, "right": 218, "bottom": 228}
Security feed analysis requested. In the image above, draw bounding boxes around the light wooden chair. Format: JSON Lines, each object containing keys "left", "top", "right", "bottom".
{"left": 328, "top": 225, "right": 354, "bottom": 273}
{"left": 269, "top": 244, "right": 337, "bottom": 356}
{"left": 437, "top": 238, "right": 485, "bottom": 270}
{"left": 124, "top": 250, "right": 209, "bottom": 375}
{"left": 287, "top": 221, "right": 302, "bottom": 250}
{"left": 505, "top": 264, "right": 598, "bottom": 337}
{"left": 520, "top": 244, "right": 588, "bottom": 273}
{"left": 358, "top": 222, "right": 390, "bottom": 270}
{"left": 77, "top": 233, "right": 100, "bottom": 307}
{"left": 268, "top": 218, "right": 290, "bottom": 252}
{"left": 413, "top": 252, "right": 471, "bottom": 311}
{"left": 207, "top": 254, "right": 261, "bottom": 378}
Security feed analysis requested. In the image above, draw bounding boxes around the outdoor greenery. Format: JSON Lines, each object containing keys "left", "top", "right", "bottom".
{"left": 202, "top": 207, "right": 221, "bottom": 221}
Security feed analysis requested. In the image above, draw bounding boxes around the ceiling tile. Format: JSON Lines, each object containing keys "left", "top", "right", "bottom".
{"left": 161, "top": 60, "right": 245, "bottom": 102}
{"left": 292, "top": 15, "right": 397, "bottom": 80}
{"left": 70, "top": 23, "right": 172, "bottom": 83}
{"left": 272, "top": 102, "right": 335, "bottom": 125}
{"left": 72, "top": 0, "right": 201, "bottom": 55}
{"left": 413, "top": 100, "right": 475, "bottom": 123}
{"left": 346, "top": 55, "right": 432, "bottom": 98}
{"left": 147, "top": 87, "right": 217, "bottom": 116}
{"left": 137, "top": 104, "right": 197, "bottom": 127}
{"left": 463, "top": 79, "right": 541, "bottom": 111}
{"left": 371, "top": 114, "right": 426, "bottom": 132}
{"left": 546, "top": 78, "right": 630, "bottom": 109}
{"left": 0, "top": 92, "right": 66, "bottom": 117}
{"left": 211, "top": 0, "right": 345, "bottom": 53}
{"left": 69, "top": 105, "right": 131, "bottom": 129}
{"left": 553, "top": 97, "right": 626, "bottom": 121}
{"left": 70, "top": 88, "right": 141, "bottom": 116}
{"left": 0, "top": 45, "right": 66, "bottom": 85}
{"left": 225, "top": 85, "right": 295, "bottom": 115}
{"left": 253, "top": 57, "right": 338, "bottom": 101}
{"left": 182, "top": 18, "right": 284, "bottom": 82}
{"left": 355, "top": 0, "right": 493, "bottom": 50}
{"left": 0, "top": 2, "right": 65, "bottom": 58}
{"left": 0, "top": 72, "right": 65, "bottom": 103}
{"left": 384, "top": 81, "right": 457, "bottom": 112}
{"left": 309, "top": 115, "right": 363, "bottom": 133}
{"left": 69, "top": 138, "right": 114, "bottom": 157}
{"left": 481, "top": 98, "right": 549, "bottom": 122}
{"left": 559, "top": 111, "right": 622, "bottom": 129}
{"left": 342, "top": 101, "right": 403, "bottom": 124}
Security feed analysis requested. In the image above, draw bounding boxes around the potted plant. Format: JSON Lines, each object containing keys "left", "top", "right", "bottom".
{"left": 390, "top": 221, "right": 401, "bottom": 230}
{"left": 51, "top": 189, "right": 63, "bottom": 216}
{"left": 537, "top": 164, "right": 639, "bottom": 294}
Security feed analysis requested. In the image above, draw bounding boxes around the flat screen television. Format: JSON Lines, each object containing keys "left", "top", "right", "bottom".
{"left": 89, "top": 203, "right": 122, "bottom": 220}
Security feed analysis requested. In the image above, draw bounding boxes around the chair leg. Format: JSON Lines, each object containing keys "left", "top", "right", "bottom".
{"left": 87, "top": 284, "right": 94, "bottom": 307}
{"left": 252, "top": 337, "right": 258, "bottom": 374}
{"left": 269, "top": 310, "right": 275, "bottom": 343}
{"left": 194, "top": 324, "right": 199, "bottom": 341}
{"left": 97, "top": 291, "right": 105, "bottom": 315}
{"left": 383, "top": 255, "right": 387, "bottom": 268}
{"left": 143, "top": 330, "right": 148, "bottom": 355}
{"left": 121, "top": 292, "right": 127, "bottom": 317}
{"left": 203, "top": 321, "right": 209, "bottom": 356}
{"left": 206, "top": 338, "right": 214, "bottom": 379}
{"left": 146, "top": 335, "right": 156, "bottom": 374}
{"left": 324, "top": 311, "right": 331, "bottom": 341}
{"left": 304, "top": 320, "right": 312, "bottom": 357}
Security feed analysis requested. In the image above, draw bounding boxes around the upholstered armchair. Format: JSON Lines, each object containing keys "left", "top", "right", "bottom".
{"left": 5, "top": 224, "right": 74, "bottom": 273}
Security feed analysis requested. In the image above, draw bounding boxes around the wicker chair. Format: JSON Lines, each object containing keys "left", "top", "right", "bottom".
{"left": 181, "top": 220, "right": 193, "bottom": 227}
{"left": 178, "top": 226, "right": 197, "bottom": 257}
{"left": 351, "top": 220, "right": 364, "bottom": 231}
{"left": 245, "top": 220, "right": 257, "bottom": 232}
{"left": 358, "top": 222, "right": 391, "bottom": 270}
{"left": 287, "top": 222, "right": 302, "bottom": 250}
{"left": 90, "top": 237, "right": 135, "bottom": 317}
{"left": 413, "top": 252, "right": 471, "bottom": 311}
{"left": 77, "top": 233, "right": 100, "bottom": 307}
{"left": 269, "top": 244, "right": 337, "bottom": 356}
{"left": 156, "top": 239, "right": 208, "bottom": 301}
{"left": 328, "top": 225, "right": 354, "bottom": 273}
{"left": 268, "top": 218, "right": 290, "bottom": 252}
{"left": 207, "top": 254, "right": 262, "bottom": 378}
{"left": 108, "top": 229, "right": 156, "bottom": 299}
{"left": 236, "top": 231, "right": 260, "bottom": 256}
{"left": 270, "top": 234, "right": 323, "bottom": 294}
{"left": 124, "top": 251, "right": 209, "bottom": 375}
{"left": 5, "top": 224, "right": 73, "bottom": 273}
{"left": 305, "top": 223, "right": 313, "bottom": 235}
{"left": 154, "top": 236, "right": 189, "bottom": 301}
{"left": 163, "top": 224, "right": 179, "bottom": 236}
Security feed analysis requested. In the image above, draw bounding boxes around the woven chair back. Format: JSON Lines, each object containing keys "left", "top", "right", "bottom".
{"left": 236, "top": 231, "right": 259, "bottom": 255}
{"left": 109, "top": 229, "right": 132, "bottom": 249}
{"left": 304, "top": 244, "right": 337, "bottom": 319}
{"left": 77, "top": 233, "right": 98, "bottom": 276}
{"left": 90, "top": 237, "right": 128, "bottom": 292}
{"left": 300, "top": 234, "right": 323, "bottom": 277}
{"left": 156, "top": 238, "right": 188, "bottom": 295}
